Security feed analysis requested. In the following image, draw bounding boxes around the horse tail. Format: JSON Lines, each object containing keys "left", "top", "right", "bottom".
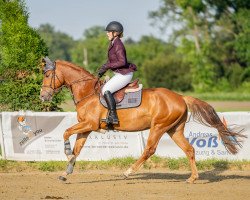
{"left": 182, "top": 96, "right": 246, "bottom": 154}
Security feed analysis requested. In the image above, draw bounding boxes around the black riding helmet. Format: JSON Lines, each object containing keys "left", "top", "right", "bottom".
{"left": 105, "top": 21, "right": 123, "bottom": 33}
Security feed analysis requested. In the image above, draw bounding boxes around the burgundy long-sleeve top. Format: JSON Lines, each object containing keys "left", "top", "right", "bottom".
{"left": 105, "top": 37, "right": 137, "bottom": 75}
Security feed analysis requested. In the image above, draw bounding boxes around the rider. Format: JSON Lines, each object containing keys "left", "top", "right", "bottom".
{"left": 98, "top": 21, "right": 137, "bottom": 125}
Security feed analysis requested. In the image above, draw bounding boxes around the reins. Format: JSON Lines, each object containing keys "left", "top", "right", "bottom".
{"left": 67, "top": 77, "right": 101, "bottom": 105}
{"left": 42, "top": 60, "right": 101, "bottom": 105}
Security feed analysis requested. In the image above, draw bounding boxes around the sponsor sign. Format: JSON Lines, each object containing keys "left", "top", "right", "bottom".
{"left": 0, "top": 113, "right": 3, "bottom": 159}
{"left": 0, "top": 112, "right": 250, "bottom": 161}
{"left": 143, "top": 112, "right": 250, "bottom": 160}
{"left": 1, "top": 112, "right": 143, "bottom": 161}
{"left": 77, "top": 131, "right": 143, "bottom": 161}
{"left": 1, "top": 111, "right": 75, "bottom": 161}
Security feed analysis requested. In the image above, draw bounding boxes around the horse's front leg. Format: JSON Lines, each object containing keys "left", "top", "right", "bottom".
{"left": 60, "top": 132, "right": 90, "bottom": 181}
{"left": 59, "top": 121, "right": 97, "bottom": 181}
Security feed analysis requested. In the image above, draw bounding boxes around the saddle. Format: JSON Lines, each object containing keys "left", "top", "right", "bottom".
{"left": 100, "top": 79, "right": 143, "bottom": 109}
{"left": 113, "top": 79, "right": 140, "bottom": 103}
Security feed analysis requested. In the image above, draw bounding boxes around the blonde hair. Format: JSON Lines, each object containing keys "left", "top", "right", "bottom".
{"left": 118, "top": 32, "right": 123, "bottom": 38}
{"left": 112, "top": 31, "right": 123, "bottom": 38}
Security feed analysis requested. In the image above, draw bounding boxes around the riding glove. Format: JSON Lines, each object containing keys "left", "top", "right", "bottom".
{"left": 98, "top": 65, "right": 107, "bottom": 78}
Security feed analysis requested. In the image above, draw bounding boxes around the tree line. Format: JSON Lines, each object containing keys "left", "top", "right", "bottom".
{"left": 0, "top": 0, "right": 249, "bottom": 111}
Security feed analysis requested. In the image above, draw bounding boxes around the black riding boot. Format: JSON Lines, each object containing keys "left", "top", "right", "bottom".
{"left": 104, "top": 91, "right": 119, "bottom": 124}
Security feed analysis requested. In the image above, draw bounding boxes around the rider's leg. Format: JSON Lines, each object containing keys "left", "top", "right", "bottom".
{"left": 101, "top": 72, "right": 133, "bottom": 94}
{"left": 104, "top": 90, "right": 119, "bottom": 124}
{"left": 102, "top": 72, "right": 133, "bottom": 124}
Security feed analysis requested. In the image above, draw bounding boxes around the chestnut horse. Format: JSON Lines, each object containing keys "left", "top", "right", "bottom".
{"left": 40, "top": 59, "right": 245, "bottom": 183}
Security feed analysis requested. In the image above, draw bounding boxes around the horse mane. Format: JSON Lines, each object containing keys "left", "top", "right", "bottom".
{"left": 56, "top": 60, "right": 95, "bottom": 78}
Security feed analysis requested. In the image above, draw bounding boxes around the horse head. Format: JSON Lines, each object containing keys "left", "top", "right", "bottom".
{"left": 40, "top": 57, "right": 64, "bottom": 102}
{"left": 40, "top": 58, "right": 99, "bottom": 104}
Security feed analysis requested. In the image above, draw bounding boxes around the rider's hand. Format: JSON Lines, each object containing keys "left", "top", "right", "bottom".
{"left": 98, "top": 65, "right": 107, "bottom": 78}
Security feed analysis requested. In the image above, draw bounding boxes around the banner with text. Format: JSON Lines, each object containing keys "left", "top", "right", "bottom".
{"left": 0, "top": 111, "right": 249, "bottom": 161}
{"left": 143, "top": 112, "right": 250, "bottom": 160}
{"left": 0, "top": 112, "right": 143, "bottom": 161}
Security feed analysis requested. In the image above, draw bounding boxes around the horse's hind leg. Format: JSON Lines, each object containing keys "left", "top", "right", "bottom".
{"left": 168, "top": 123, "right": 198, "bottom": 183}
{"left": 124, "top": 125, "right": 165, "bottom": 177}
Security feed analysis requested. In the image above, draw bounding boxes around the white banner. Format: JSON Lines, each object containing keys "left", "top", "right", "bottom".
{"left": 0, "top": 112, "right": 143, "bottom": 161}
{"left": 0, "top": 111, "right": 250, "bottom": 161}
{"left": 0, "top": 113, "right": 3, "bottom": 159}
{"left": 143, "top": 112, "right": 250, "bottom": 160}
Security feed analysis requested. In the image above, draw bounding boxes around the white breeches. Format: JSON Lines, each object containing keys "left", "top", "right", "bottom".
{"left": 102, "top": 72, "right": 133, "bottom": 95}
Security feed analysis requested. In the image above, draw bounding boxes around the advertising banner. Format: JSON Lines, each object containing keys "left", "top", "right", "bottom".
{"left": 0, "top": 111, "right": 250, "bottom": 161}
{"left": 0, "top": 113, "right": 3, "bottom": 159}
{"left": 0, "top": 111, "right": 143, "bottom": 161}
{"left": 143, "top": 112, "right": 250, "bottom": 160}
{"left": 78, "top": 131, "right": 143, "bottom": 161}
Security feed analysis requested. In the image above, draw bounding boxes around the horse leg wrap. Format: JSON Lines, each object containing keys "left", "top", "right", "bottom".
{"left": 66, "top": 157, "right": 76, "bottom": 174}
{"left": 64, "top": 140, "right": 72, "bottom": 155}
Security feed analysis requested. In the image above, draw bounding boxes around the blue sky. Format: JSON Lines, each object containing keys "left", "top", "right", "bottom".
{"left": 25, "top": 0, "right": 162, "bottom": 41}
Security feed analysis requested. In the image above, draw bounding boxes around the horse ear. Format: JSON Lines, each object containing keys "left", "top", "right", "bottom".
{"left": 41, "top": 56, "right": 52, "bottom": 69}
{"left": 41, "top": 57, "right": 56, "bottom": 74}
{"left": 43, "top": 56, "right": 53, "bottom": 65}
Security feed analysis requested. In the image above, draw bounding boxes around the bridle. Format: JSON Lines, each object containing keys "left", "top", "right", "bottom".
{"left": 67, "top": 76, "right": 100, "bottom": 105}
{"left": 42, "top": 62, "right": 100, "bottom": 105}
{"left": 42, "top": 69, "right": 64, "bottom": 99}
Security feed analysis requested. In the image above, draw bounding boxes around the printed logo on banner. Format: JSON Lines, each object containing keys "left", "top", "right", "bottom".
{"left": 85, "top": 133, "right": 129, "bottom": 149}
{"left": 187, "top": 117, "right": 239, "bottom": 157}
{"left": 17, "top": 111, "right": 43, "bottom": 146}
{"left": 12, "top": 111, "right": 65, "bottom": 153}
{"left": 17, "top": 112, "right": 34, "bottom": 137}
{"left": 187, "top": 131, "right": 219, "bottom": 157}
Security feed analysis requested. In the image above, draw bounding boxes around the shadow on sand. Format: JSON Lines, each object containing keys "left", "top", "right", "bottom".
{"left": 64, "top": 169, "right": 250, "bottom": 185}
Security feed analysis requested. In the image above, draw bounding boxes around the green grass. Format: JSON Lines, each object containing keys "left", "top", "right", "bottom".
{"left": 37, "top": 161, "right": 66, "bottom": 172}
{"left": 0, "top": 159, "right": 8, "bottom": 169}
{"left": 0, "top": 156, "right": 250, "bottom": 172}
{"left": 182, "top": 92, "right": 250, "bottom": 101}
{"left": 78, "top": 157, "right": 136, "bottom": 170}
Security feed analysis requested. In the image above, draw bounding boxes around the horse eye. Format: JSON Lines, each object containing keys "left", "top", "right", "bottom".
{"left": 45, "top": 73, "right": 50, "bottom": 78}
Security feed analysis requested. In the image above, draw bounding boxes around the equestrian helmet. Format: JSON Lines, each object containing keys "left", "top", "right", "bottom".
{"left": 105, "top": 21, "right": 123, "bottom": 33}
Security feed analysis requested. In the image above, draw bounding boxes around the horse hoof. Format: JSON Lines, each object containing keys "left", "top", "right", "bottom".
{"left": 123, "top": 173, "right": 129, "bottom": 179}
{"left": 123, "top": 168, "right": 133, "bottom": 179}
{"left": 186, "top": 175, "right": 198, "bottom": 184}
{"left": 186, "top": 178, "right": 196, "bottom": 184}
{"left": 186, "top": 180, "right": 193, "bottom": 184}
{"left": 58, "top": 176, "right": 67, "bottom": 182}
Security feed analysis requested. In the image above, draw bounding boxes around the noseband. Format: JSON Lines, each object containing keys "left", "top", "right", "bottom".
{"left": 42, "top": 60, "right": 64, "bottom": 98}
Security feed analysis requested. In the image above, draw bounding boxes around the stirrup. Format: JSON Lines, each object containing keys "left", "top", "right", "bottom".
{"left": 101, "top": 117, "right": 119, "bottom": 125}
{"left": 108, "top": 112, "right": 119, "bottom": 124}
{"left": 109, "top": 118, "right": 119, "bottom": 125}
{"left": 100, "top": 118, "right": 116, "bottom": 131}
